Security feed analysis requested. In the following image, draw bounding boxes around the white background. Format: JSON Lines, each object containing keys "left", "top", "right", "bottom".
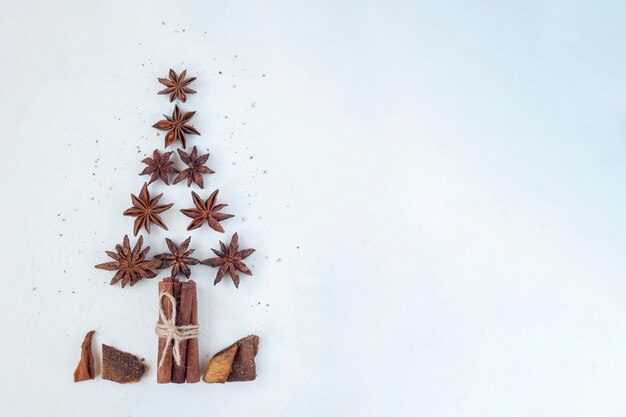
{"left": 1, "top": 1, "right": 626, "bottom": 416}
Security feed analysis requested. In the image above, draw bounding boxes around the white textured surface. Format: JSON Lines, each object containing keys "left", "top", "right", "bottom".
{"left": 2, "top": 1, "right": 626, "bottom": 416}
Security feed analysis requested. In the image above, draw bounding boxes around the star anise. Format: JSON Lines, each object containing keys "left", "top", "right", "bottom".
{"left": 155, "top": 237, "right": 199, "bottom": 278}
{"left": 123, "top": 183, "right": 173, "bottom": 236}
{"left": 95, "top": 235, "right": 161, "bottom": 288}
{"left": 157, "top": 69, "right": 197, "bottom": 102}
{"left": 180, "top": 190, "right": 234, "bottom": 232}
{"left": 139, "top": 149, "right": 179, "bottom": 185}
{"left": 152, "top": 105, "right": 200, "bottom": 148}
{"left": 173, "top": 146, "right": 214, "bottom": 188}
{"left": 201, "top": 233, "right": 255, "bottom": 288}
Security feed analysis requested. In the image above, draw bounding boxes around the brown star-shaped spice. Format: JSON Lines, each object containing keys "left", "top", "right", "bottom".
{"left": 157, "top": 69, "right": 197, "bottom": 102}
{"left": 123, "top": 183, "right": 174, "bottom": 236}
{"left": 155, "top": 237, "right": 199, "bottom": 278}
{"left": 152, "top": 105, "right": 200, "bottom": 148}
{"left": 95, "top": 235, "right": 161, "bottom": 288}
{"left": 173, "top": 146, "right": 214, "bottom": 188}
{"left": 201, "top": 233, "right": 255, "bottom": 288}
{"left": 180, "top": 190, "right": 234, "bottom": 232}
{"left": 139, "top": 149, "right": 179, "bottom": 185}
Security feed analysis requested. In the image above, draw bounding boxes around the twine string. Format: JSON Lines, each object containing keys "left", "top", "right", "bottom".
{"left": 155, "top": 291, "right": 199, "bottom": 368}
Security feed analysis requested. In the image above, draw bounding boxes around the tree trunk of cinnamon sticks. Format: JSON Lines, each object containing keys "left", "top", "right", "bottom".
{"left": 156, "top": 277, "right": 200, "bottom": 384}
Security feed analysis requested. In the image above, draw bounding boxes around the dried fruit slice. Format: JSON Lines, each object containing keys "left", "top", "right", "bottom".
{"left": 202, "top": 344, "right": 238, "bottom": 383}
{"left": 73, "top": 330, "right": 96, "bottom": 382}
{"left": 102, "top": 344, "right": 145, "bottom": 384}
{"left": 203, "top": 335, "right": 259, "bottom": 383}
{"left": 228, "top": 335, "right": 259, "bottom": 382}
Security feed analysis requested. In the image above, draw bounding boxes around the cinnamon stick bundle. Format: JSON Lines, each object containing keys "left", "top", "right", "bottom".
{"left": 156, "top": 278, "right": 200, "bottom": 384}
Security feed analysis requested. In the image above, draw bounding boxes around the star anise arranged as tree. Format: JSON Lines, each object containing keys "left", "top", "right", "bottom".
{"left": 201, "top": 233, "right": 255, "bottom": 288}
{"left": 139, "top": 149, "right": 179, "bottom": 185}
{"left": 95, "top": 235, "right": 161, "bottom": 288}
{"left": 173, "top": 146, "right": 214, "bottom": 188}
{"left": 152, "top": 105, "right": 200, "bottom": 148}
{"left": 157, "top": 69, "right": 197, "bottom": 103}
{"left": 123, "top": 183, "right": 173, "bottom": 236}
{"left": 154, "top": 237, "right": 199, "bottom": 278}
{"left": 180, "top": 190, "right": 234, "bottom": 232}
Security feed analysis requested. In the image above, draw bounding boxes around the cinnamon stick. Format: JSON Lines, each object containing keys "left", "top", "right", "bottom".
{"left": 156, "top": 278, "right": 177, "bottom": 384}
{"left": 185, "top": 280, "right": 200, "bottom": 383}
{"left": 172, "top": 281, "right": 193, "bottom": 383}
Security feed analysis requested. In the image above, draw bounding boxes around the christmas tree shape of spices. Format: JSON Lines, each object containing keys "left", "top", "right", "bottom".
{"left": 93, "top": 68, "right": 257, "bottom": 384}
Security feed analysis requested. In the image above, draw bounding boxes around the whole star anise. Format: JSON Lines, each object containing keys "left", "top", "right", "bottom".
{"left": 173, "top": 146, "right": 214, "bottom": 189}
{"left": 123, "top": 183, "right": 173, "bottom": 236}
{"left": 180, "top": 190, "right": 234, "bottom": 232}
{"left": 152, "top": 105, "right": 200, "bottom": 148}
{"left": 157, "top": 69, "right": 197, "bottom": 102}
{"left": 201, "top": 233, "right": 255, "bottom": 288}
{"left": 139, "top": 149, "right": 179, "bottom": 185}
{"left": 155, "top": 237, "right": 199, "bottom": 278}
{"left": 95, "top": 235, "right": 160, "bottom": 288}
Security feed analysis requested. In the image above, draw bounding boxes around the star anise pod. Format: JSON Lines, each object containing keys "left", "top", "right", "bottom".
{"left": 180, "top": 190, "right": 234, "bottom": 232}
{"left": 123, "top": 183, "right": 173, "bottom": 236}
{"left": 152, "top": 105, "right": 200, "bottom": 148}
{"left": 173, "top": 146, "right": 214, "bottom": 189}
{"left": 157, "top": 69, "right": 197, "bottom": 102}
{"left": 201, "top": 233, "right": 255, "bottom": 288}
{"left": 139, "top": 149, "right": 179, "bottom": 185}
{"left": 95, "top": 235, "right": 160, "bottom": 288}
{"left": 155, "top": 237, "right": 199, "bottom": 278}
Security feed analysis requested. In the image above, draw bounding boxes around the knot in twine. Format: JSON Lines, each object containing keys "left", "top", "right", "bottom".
{"left": 155, "top": 292, "right": 199, "bottom": 368}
